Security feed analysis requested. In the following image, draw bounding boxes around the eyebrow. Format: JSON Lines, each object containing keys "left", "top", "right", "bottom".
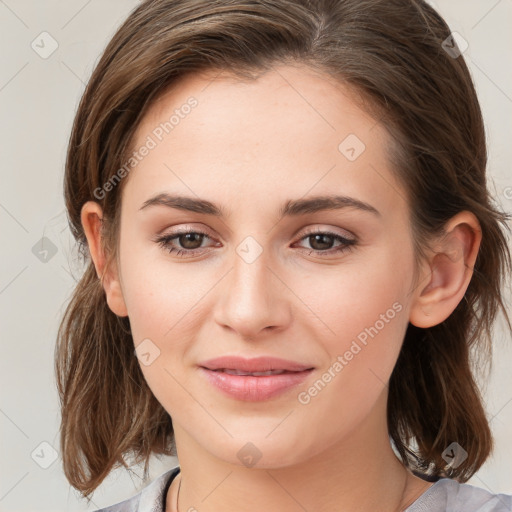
{"left": 139, "top": 193, "right": 381, "bottom": 218}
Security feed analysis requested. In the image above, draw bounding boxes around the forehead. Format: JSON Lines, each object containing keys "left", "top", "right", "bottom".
{"left": 122, "top": 64, "right": 405, "bottom": 218}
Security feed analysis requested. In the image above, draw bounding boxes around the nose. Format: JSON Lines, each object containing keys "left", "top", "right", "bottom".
{"left": 213, "top": 244, "right": 292, "bottom": 341}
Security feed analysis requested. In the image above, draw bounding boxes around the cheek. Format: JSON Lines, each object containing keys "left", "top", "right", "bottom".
{"left": 292, "top": 278, "right": 409, "bottom": 437}
{"left": 289, "top": 243, "right": 413, "bottom": 397}
{"left": 291, "top": 245, "right": 412, "bottom": 345}
{"left": 118, "top": 235, "right": 203, "bottom": 341}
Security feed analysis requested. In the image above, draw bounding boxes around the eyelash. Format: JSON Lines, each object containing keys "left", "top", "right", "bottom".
{"left": 153, "top": 227, "right": 357, "bottom": 258}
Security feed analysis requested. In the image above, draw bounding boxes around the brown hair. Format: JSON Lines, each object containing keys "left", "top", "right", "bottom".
{"left": 55, "top": 0, "right": 512, "bottom": 499}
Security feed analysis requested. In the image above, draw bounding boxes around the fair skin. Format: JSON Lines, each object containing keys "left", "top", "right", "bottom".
{"left": 81, "top": 64, "right": 481, "bottom": 512}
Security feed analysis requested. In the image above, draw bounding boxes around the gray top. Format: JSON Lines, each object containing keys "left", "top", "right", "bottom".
{"left": 92, "top": 465, "right": 512, "bottom": 512}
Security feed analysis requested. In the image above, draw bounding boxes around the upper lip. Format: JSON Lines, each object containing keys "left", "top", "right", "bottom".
{"left": 199, "top": 356, "right": 314, "bottom": 372}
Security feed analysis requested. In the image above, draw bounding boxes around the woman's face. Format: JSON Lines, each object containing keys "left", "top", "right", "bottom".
{"left": 110, "top": 64, "right": 424, "bottom": 467}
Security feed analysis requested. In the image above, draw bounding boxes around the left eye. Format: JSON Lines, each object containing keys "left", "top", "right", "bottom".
{"left": 153, "top": 228, "right": 357, "bottom": 258}
{"left": 294, "top": 230, "right": 357, "bottom": 256}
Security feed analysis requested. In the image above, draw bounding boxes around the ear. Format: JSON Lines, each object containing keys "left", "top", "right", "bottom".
{"left": 409, "top": 211, "right": 482, "bottom": 328}
{"left": 80, "top": 201, "right": 128, "bottom": 317}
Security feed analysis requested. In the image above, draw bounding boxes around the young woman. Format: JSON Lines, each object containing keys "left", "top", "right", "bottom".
{"left": 55, "top": 0, "right": 512, "bottom": 511}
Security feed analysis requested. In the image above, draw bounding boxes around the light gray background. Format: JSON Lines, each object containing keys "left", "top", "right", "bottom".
{"left": 0, "top": 0, "right": 511, "bottom": 510}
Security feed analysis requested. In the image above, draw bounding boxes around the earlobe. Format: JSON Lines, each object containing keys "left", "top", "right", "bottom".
{"left": 80, "top": 201, "right": 128, "bottom": 318}
{"left": 409, "top": 211, "right": 482, "bottom": 328}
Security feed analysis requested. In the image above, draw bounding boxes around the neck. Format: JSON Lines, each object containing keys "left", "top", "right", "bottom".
{"left": 166, "top": 390, "right": 430, "bottom": 512}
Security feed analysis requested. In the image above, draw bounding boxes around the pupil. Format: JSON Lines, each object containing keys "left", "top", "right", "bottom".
{"left": 311, "top": 234, "right": 332, "bottom": 250}
{"left": 181, "top": 233, "right": 202, "bottom": 249}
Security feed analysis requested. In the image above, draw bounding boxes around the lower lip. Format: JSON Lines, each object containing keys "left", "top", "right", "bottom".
{"left": 199, "top": 367, "right": 314, "bottom": 401}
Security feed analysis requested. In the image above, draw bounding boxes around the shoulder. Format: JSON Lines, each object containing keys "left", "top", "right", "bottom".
{"left": 407, "top": 477, "right": 512, "bottom": 512}
{"left": 91, "top": 466, "right": 180, "bottom": 512}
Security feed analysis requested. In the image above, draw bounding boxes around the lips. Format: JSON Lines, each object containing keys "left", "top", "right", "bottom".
{"left": 199, "top": 365, "right": 314, "bottom": 401}
{"left": 199, "top": 355, "right": 314, "bottom": 374}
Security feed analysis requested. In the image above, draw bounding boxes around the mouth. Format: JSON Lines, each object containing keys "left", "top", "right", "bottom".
{"left": 204, "top": 368, "right": 309, "bottom": 376}
{"left": 199, "top": 355, "right": 314, "bottom": 374}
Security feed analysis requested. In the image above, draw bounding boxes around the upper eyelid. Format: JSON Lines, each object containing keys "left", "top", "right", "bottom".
{"left": 303, "top": 226, "right": 356, "bottom": 240}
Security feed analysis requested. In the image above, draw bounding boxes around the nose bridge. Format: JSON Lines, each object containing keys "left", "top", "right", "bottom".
{"left": 214, "top": 235, "right": 290, "bottom": 338}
